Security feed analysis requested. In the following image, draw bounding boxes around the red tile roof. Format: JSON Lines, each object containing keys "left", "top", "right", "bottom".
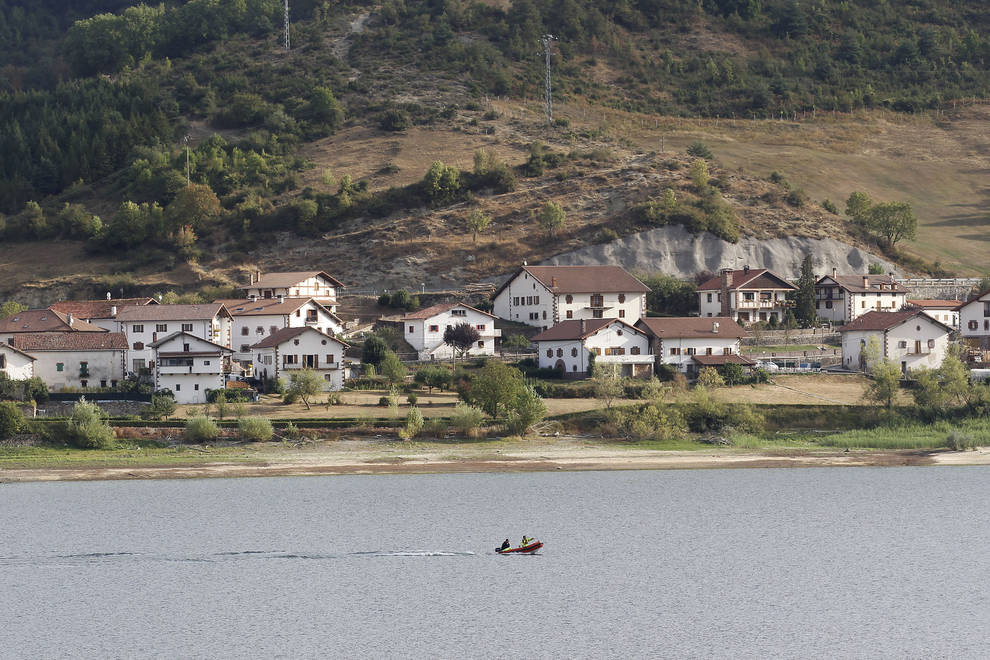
{"left": 0, "top": 309, "right": 107, "bottom": 334}
{"left": 242, "top": 271, "right": 344, "bottom": 290}
{"left": 251, "top": 326, "right": 349, "bottom": 349}
{"left": 148, "top": 331, "right": 233, "bottom": 352}
{"left": 531, "top": 318, "right": 641, "bottom": 342}
{"left": 697, "top": 268, "right": 797, "bottom": 291}
{"left": 401, "top": 302, "right": 496, "bottom": 320}
{"left": 49, "top": 298, "right": 156, "bottom": 319}
{"left": 0, "top": 343, "right": 37, "bottom": 360}
{"left": 12, "top": 332, "right": 128, "bottom": 351}
{"left": 636, "top": 316, "right": 747, "bottom": 339}
{"left": 818, "top": 274, "right": 909, "bottom": 294}
{"left": 496, "top": 265, "right": 650, "bottom": 297}
{"left": 215, "top": 297, "right": 341, "bottom": 322}
{"left": 115, "top": 303, "right": 229, "bottom": 322}
{"left": 907, "top": 299, "right": 962, "bottom": 309}
{"left": 837, "top": 310, "right": 951, "bottom": 333}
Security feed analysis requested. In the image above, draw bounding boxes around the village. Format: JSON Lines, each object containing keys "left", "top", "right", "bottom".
{"left": 1, "top": 264, "right": 988, "bottom": 415}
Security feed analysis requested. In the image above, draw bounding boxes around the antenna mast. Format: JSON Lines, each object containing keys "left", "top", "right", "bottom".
{"left": 283, "top": 0, "right": 291, "bottom": 51}
{"left": 542, "top": 34, "right": 556, "bottom": 126}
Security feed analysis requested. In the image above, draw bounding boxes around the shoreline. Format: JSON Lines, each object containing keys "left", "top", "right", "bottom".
{"left": 3, "top": 441, "right": 989, "bottom": 483}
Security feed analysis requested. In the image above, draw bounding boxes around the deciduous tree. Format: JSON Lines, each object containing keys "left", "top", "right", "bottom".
{"left": 866, "top": 201, "right": 918, "bottom": 248}
{"left": 537, "top": 201, "right": 565, "bottom": 238}
{"left": 287, "top": 369, "right": 323, "bottom": 410}
{"left": 443, "top": 323, "right": 481, "bottom": 362}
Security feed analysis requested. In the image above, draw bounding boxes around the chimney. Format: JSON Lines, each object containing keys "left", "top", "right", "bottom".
{"left": 105, "top": 291, "right": 111, "bottom": 300}
{"left": 66, "top": 313, "right": 73, "bottom": 327}
{"left": 580, "top": 318, "right": 586, "bottom": 334}
{"left": 743, "top": 264, "right": 750, "bottom": 274}
{"left": 277, "top": 294, "right": 285, "bottom": 304}
{"left": 832, "top": 267, "right": 837, "bottom": 279}
{"left": 551, "top": 277, "right": 557, "bottom": 288}
{"left": 256, "top": 269, "right": 262, "bottom": 283}
{"left": 111, "top": 305, "right": 117, "bottom": 317}
{"left": 712, "top": 321, "right": 720, "bottom": 333}
{"left": 863, "top": 276, "right": 870, "bottom": 289}
{"left": 250, "top": 294, "right": 258, "bottom": 302}
{"left": 720, "top": 269, "right": 731, "bottom": 317}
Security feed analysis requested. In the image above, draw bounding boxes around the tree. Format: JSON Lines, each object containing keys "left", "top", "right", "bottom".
{"left": 689, "top": 158, "right": 710, "bottom": 190}
{"left": 868, "top": 262, "right": 885, "bottom": 275}
{"left": 845, "top": 191, "right": 872, "bottom": 224}
{"left": 866, "top": 201, "right": 918, "bottom": 248}
{"left": 866, "top": 359, "right": 901, "bottom": 409}
{"left": 362, "top": 335, "right": 389, "bottom": 367}
{"left": 307, "top": 86, "right": 344, "bottom": 131}
{"left": 793, "top": 254, "right": 817, "bottom": 326}
{"left": 443, "top": 323, "right": 481, "bottom": 362}
{"left": 379, "top": 350, "right": 407, "bottom": 385}
{"left": 287, "top": 369, "right": 323, "bottom": 410}
{"left": 591, "top": 363, "right": 624, "bottom": 410}
{"left": 913, "top": 354, "right": 971, "bottom": 410}
{"left": 505, "top": 383, "right": 546, "bottom": 435}
{"left": 466, "top": 208, "right": 492, "bottom": 242}
{"left": 146, "top": 394, "right": 176, "bottom": 420}
{"left": 0, "top": 301, "right": 27, "bottom": 319}
{"left": 399, "top": 406, "right": 424, "bottom": 440}
{"left": 466, "top": 360, "right": 527, "bottom": 419}
{"left": 423, "top": 161, "right": 461, "bottom": 206}
{"left": 66, "top": 398, "right": 115, "bottom": 449}
{"left": 697, "top": 367, "right": 726, "bottom": 388}
{"left": 165, "top": 183, "right": 221, "bottom": 231}
{"left": 537, "top": 201, "right": 565, "bottom": 238}
{"left": 0, "top": 401, "right": 24, "bottom": 439}
{"left": 415, "top": 366, "right": 452, "bottom": 393}
{"left": 639, "top": 273, "right": 697, "bottom": 315}
{"left": 721, "top": 362, "right": 746, "bottom": 386}
{"left": 686, "top": 141, "right": 714, "bottom": 159}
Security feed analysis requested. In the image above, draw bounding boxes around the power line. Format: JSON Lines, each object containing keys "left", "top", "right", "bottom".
{"left": 284, "top": 0, "right": 291, "bottom": 51}
{"left": 542, "top": 34, "right": 557, "bottom": 126}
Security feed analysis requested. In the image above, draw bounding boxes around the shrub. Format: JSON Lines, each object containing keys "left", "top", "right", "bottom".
{"left": 422, "top": 418, "right": 449, "bottom": 439}
{"left": 686, "top": 141, "right": 714, "bottom": 159}
{"left": 822, "top": 198, "right": 839, "bottom": 214}
{"left": 449, "top": 402, "right": 486, "bottom": 437}
{"left": 238, "top": 417, "right": 274, "bottom": 442}
{"left": 407, "top": 393, "right": 418, "bottom": 406}
{"left": 144, "top": 394, "right": 177, "bottom": 420}
{"left": 945, "top": 432, "right": 975, "bottom": 451}
{"left": 0, "top": 401, "right": 24, "bottom": 439}
{"left": 378, "top": 395, "right": 394, "bottom": 407}
{"left": 379, "top": 108, "right": 411, "bottom": 131}
{"left": 399, "top": 406, "right": 424, "bottom": 440}
{"left": 66, "top": 398, "right": 114, "bottom": 449}
{"left": 282, "top": 421, "right": 301, "bottom": 441}
{"left": 502, "top": 334, "right": 531, "bottom": 350}
{"left": 185, "top": 415, "right": 220, "bottom": 443}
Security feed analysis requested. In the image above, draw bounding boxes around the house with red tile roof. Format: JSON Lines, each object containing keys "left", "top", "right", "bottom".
{"left": 530, "top": 318, "right": 653, "bottom": 378}
{"left": 114, "top": 304, "right": 233, "bottom": 373}
{"left": 48, "top": 298, "right": 157, "bottom": 331}
{"left": 636, "top": 317, "right": 752, "bottom": 376}
{"left": 251, "top": 327, "right": 349, "bottom": 390}
{"left": 837, "top": 310, "right": 952, "bottom": 374}
{"left": 906, "top": 299, "right": 961, "bottom": 330}
{"left": 958, "top": 290, "right": 990, "bottom": 350}
{"left": 697, "top": 267, "right": 797, "bottom": 326}
{"left": 149, "top": 332, "right": 234, "bottom": 404}
{"left": 11, "top": 332, "right": 128, "bottom": 391}
{"left": 215, "top": 297, "right": 343, "bottom": 363}
{"left": 0, "top": 343, "right": 36, "bottom": 380}
{"left": 241, "top": 271, "right": 344, "bottom": 311}
{"left": 492, "top": 265, "right": 650, "bottom": 330}
{"left": 0, "top": 309, "right": 106, "bottom": 344}
{"left": 815, "top": 270, "right": 909, "bottom": 324}
{"left": 400, "top": 302, "right": 499, "bottom": 361}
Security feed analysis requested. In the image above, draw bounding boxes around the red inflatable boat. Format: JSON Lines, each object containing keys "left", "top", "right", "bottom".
{"left": 496, "top": 540, "right": 543, "bottom": 554}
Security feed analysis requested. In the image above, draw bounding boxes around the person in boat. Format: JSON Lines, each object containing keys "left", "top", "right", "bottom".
{"left": 499, "top": 539, "right": 511, "bottom": 551}
{"left": 521, "top": 536, "right": 533, "bottom": 547}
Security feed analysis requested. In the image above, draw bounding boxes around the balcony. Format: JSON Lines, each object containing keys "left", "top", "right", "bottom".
{"left": 597, "top": 354, "right": 654, "bottom": 364}
{"left": 736, "top": 299, "right": 786, "bottom": 309}
{"left": 158, "top": 364, "right": 220, "bottom": 375}
{"left": 282, "top": 361, "right": 339, "bottom": 370}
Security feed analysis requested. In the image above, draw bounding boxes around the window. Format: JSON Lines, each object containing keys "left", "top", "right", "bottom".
{"left": 618, "top": 294, "right": 626, "bottom": 303}
{"left": 513, "top": 297, "right": 519, "bottom": 306}
{"left": 429, "top": 325, "right": 439, "bottom": 332}
{"left": 240, "top": 344, "right": 250, "bottom": 352}
{"left": 546, "top": 349, "right": 553, "bottom": 358}
{"left": 686, "top": 348, "right": 696, "bottom": 355}
{"left": 565, "top": 295, "right": 573, "bottom": 304}
{"left": 132, "top": 324, "right": 144, "bottom": 333}
{"left": 293, "top": 339, "right": 300, "bottom": 346}
{"left": 409, "top": 325, "right": 415, "bottom": 333}
{"left": 617, "top": 330, "right": 623, "bottom": 336}
{"left": 156, "top": 324, "right": 168, "bottom": 332}
{"left": 706, "top": 347, "right": 713, "bottom": 355}
{"left": 203, "top": 360, "right": 210, "bottom": 366}
{"left": 477, "top": 341, "right": 484, "bottom": 348}
{"left": 241, "top": 327, "right": 249, "bottom": 336}
{"left": 133, "top": 342, "right": 144, "bottom": 350}
{"left": 556, "top": 348, "right": 563, "bottom": 358}
{"left": 631, "top": 346, "right": 640, "bottom": 355}
{"left": 452, "top": 309, "right": 467, "bottom": 317}
{"left": 619, "top": 310, "right": 625, "bottom": 318}
{"left": 984, "top": 302, "right": 990, "bottom": 317}
{"left": 80, "top": 380, "right": 87, "bottom": 388}
{"left": 326, "top": 354, "right": 335, "bottom": 364}
{"left": 572, "top": 364, "right": 578, "bottom": 372}
{"left": 725, "top": 348, "right": 733, "bottom": 355}
{"left": 898, "top": 340, "right": 907, "bottom": 348}
{"left": 594, "top": 347, "right": 602, "bottom": 356}
{"left": 861, "top": 301, "right": 866, "bottom": 309}
{"left": 669, "top": 348, "right": 680, "bottom": 356}
{"left": 476, "top": 324, "right": 486, "bottom": 331}
{"left": 590, "top": 294, "right": 604, "bottom": 308}
{"left": 284, "top": 355, "right": 299, "bottom": 365}
{"left": 256, "top": 326, "right": 264, "bottom": 334}
{"left": 571, "top": 348, "right": 578, "bottom": 357}
{"left": 79, "top": 361, "right": 88, "bottom": 374}
{"left": 100, "top": 380, "right": 107, "bottom": 388}
{"left": 527, "top": 296, "right": 533, "bottom": 305}
{"left": 194, "top": 384, "right": 199, "bottom": 391}
{"left": 270, "top": 326, "right": 278, "bottom": 334}
{"left": 0, "top": 355, "right": 4, "bottom": 368}
{"left": 182, "top": 323, "right": 193, "bottom": 332}
{"left": 175, "top": 384, "right": 181, "bottom": 391}
{"left": 534, "top": 296, "right": 540, "bottom": 305}
{"left": 566, "top": 310, "right": 573, "bottom": 319}
{"left": 928, "top": 339, "right": 935, "bottom": 349}
{"left": 542, "top": 311, "right": 547, "bottom": 320}
{"left": 825, "top": 301, "right": 833, "bottom": 309}
{"left": 182, "top": 344, "right": 190, "bottom": 352}
{"left": 968, "top": 320, "right": 978, "bottom": 330}
{"left": 985, "top": 320, "right": 990, "bottom": 331}
{"left": 706, "top": 293, "right": 712, "bottom": 303}
{"left": 593, "top": 310, "right": 604, "bottom": 319}
{"left": 133, "top": 359, "right": 145, "bottom": 371}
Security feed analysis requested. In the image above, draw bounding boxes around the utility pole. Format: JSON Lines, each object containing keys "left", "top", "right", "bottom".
{"left": 183, "top": 134, "right": 190, "bottom": 185}
{"left": 284, "top": 0, "right": 291, "bottom": 51}
{"left": 542, "top": 34, "right": 557, "bottom": 126}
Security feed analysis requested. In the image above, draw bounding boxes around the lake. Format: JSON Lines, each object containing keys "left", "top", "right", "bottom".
{"left": 2, "top": 467, "right": 989, "bottom": 658}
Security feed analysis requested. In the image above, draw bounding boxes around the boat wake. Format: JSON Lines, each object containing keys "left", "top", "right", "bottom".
{"left": 0, "top": 549, "right": 477, "bottom": 565}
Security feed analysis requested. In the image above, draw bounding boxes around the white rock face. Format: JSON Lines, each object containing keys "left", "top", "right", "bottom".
{"left": 539, "top": 225, "right": 900, "bottom": 279}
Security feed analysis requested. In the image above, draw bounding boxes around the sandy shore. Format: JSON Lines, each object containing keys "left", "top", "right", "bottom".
{"left": 3, "top": 439, "right": 988, "bottom": 483}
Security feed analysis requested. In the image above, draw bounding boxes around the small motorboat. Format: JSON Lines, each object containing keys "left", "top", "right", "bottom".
{"left": 495, "top": 540, "right": 543, "bottom": 554}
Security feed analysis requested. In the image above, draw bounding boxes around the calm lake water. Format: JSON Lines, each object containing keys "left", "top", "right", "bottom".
{"left": 2, "top": 467, "right": 990, "bottom": 658}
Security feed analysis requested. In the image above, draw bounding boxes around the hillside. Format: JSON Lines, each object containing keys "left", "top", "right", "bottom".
{"left": 1, "top": 1, "right": 988, "bottom": 305}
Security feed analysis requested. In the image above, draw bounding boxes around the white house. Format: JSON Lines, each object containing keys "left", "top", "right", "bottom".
{"left": 149, "top": 332, "right": 234, "bottom": 404}
{"left": 115, "top": 304, "right": 233, "bottom": 374}
{"left": 697, "top": 267, "right": 797, "bottom": 325}
{"left": 217, "top": 297, "right": 343, "bottom": 362}
{"left": 0, "top": 343, "right": 36, "bottom": 380}
{"left": 49, "top": 298, "right": 158, "bottom": 332}
{"left": 530, "top": 318, "right": 653, "bottom": 378}
{"left": 0, "top": 309, "right": 106, "bottom": 344}
{"left": 492, "top": 265, "right": 650, "bottom": 330}
{"left": 958, "top": 291, "right": 990, "bottom": 349}
{"left": 837, "top": 310, "right": 952, "bottom": 375}
{"left": 251, "top": 327, "right": 349, "bottom": 391}
{"left": 907, "top": 299, "right": 961, "bottom": 330}
{"left": 11, "top": 332, "right": 128, "bottom": 391}
{"left": 241, "top": 271, "right": 343, "bottom": 311}
{"left": 635, "top": 317, "right": 752, "bottom": 376}
{"left": 815, "top": 271, "right": 909, "bottom": 324}
{"left": 400, "top": 302, "right": 500, "bottom": 361}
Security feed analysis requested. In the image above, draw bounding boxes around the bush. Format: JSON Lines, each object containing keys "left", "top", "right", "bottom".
{"left": 502, "top": 334, "right": 531, "bottom": 350}
{"left": 945, "top": 432, "right": 975, "bottom": 451}
{"left": 378, "top": 395, "right": 394, "bottom": 407}
{"left": 822, "top": 198, "right": 839, "bottom": 214}
{"left": 686, "top": 141, "right": 714, "bottom": 159}
{"left": 449, "top": 402, "right": 485, "bottom": 437}
{"left": 238, "top": 416, "right": 273, "bottom": 442}
{"left": 66, "top": 398, "right": 114, "bottom": 449}
{"left": 407, "top": 393, "right": 418, "bottom": 406}
{"left": 379, "top": 108, "right": 411, "bottom": 131}
{"left": 399, "top": 406, "right": 424, "bottom": 440}
{"left": 185, "top": 415, "right": 220, "bottom": 443}
{"left": 422, "top": 418, "right": 449, "bottom": 439}
{"left": 0, "top": 401, "right": 24, "bottom": 439}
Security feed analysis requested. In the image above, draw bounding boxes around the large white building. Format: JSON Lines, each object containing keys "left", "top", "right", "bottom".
{"left": 815, "top": 271, "right": 909, "bottom": 324}
{"left": 697, "top": 267, "right": 797, "bottom": 325}
{"left": 837, "top": 310, "right": 952, "bottom": 375}
{"left": 530, "top": 318, "right": 653, "bottom": 378}
{"left": 251, "top": 327, "right": 349, "bottom": 390}
{"left": 958, "top": 291, "right": 990, "bottom": 349}
{"left": 492, "top": 265, "right": 649, "bottom": 330}
{"left": 241, "top": 271, "right": 343, "bottom": 311}
{"left": 400, "top": 303, "right": 500, "bottom": 361}
{"left": 114, "top": 304, "right": 233, "bottom": 373}
{"left": 11, "top": 332, "right": 128, "bottom": 391}
{"left": 907, "top": 299, "right": 961, "bottom": 330}
{"left": 0, "top": 343, "right": 36, "bottom": 380}
{"left": 635, "top": 316, "right": 752, "bottom": 376}
{"left": 150, "top": 332, "right": 234, "bottom": 404}
{"left": 217, "top": 297, "right": 343, "bottom": 362}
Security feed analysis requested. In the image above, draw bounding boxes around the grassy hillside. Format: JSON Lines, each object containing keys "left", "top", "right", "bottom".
{"left": 0, "top": 0, "right": 988, "bottom": 305}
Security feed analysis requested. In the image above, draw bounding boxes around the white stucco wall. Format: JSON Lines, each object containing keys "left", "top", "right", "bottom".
{"left": 657, "top": 336, "right": 741, "bottom": 372}
{"left": 119, "top": 316, "right": 231, "bottom": 370}
{"left": 493, "top": 274, "right": 554, "bottom": 329}
{"left": 231, "top": 303, "right": 342, "bottom": 358}
{"left": 960, "top": 295, "right": 990, "bottom": 341}
{"left": 246, "top": 275, "right": 339, "bottom": 309}
{"left": 841, "top": 319, "right": 949, "bottom": 373}
{"left": 254, "top": 331, "right": 347, "bottom": 391}
{"left": 404, "top": 307, "right": 499, "bottom": 360}
{"left": 31, "top": 350, "right": 125, "bottom": 390}
{"left": 0, "top": 346, "right": 34, "bottom": 380}
{"left": 153, "top": 334, "right": 232, "bottom": 404}
{"left": 536, "top": 322, "right": 651, "bottom": 377}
